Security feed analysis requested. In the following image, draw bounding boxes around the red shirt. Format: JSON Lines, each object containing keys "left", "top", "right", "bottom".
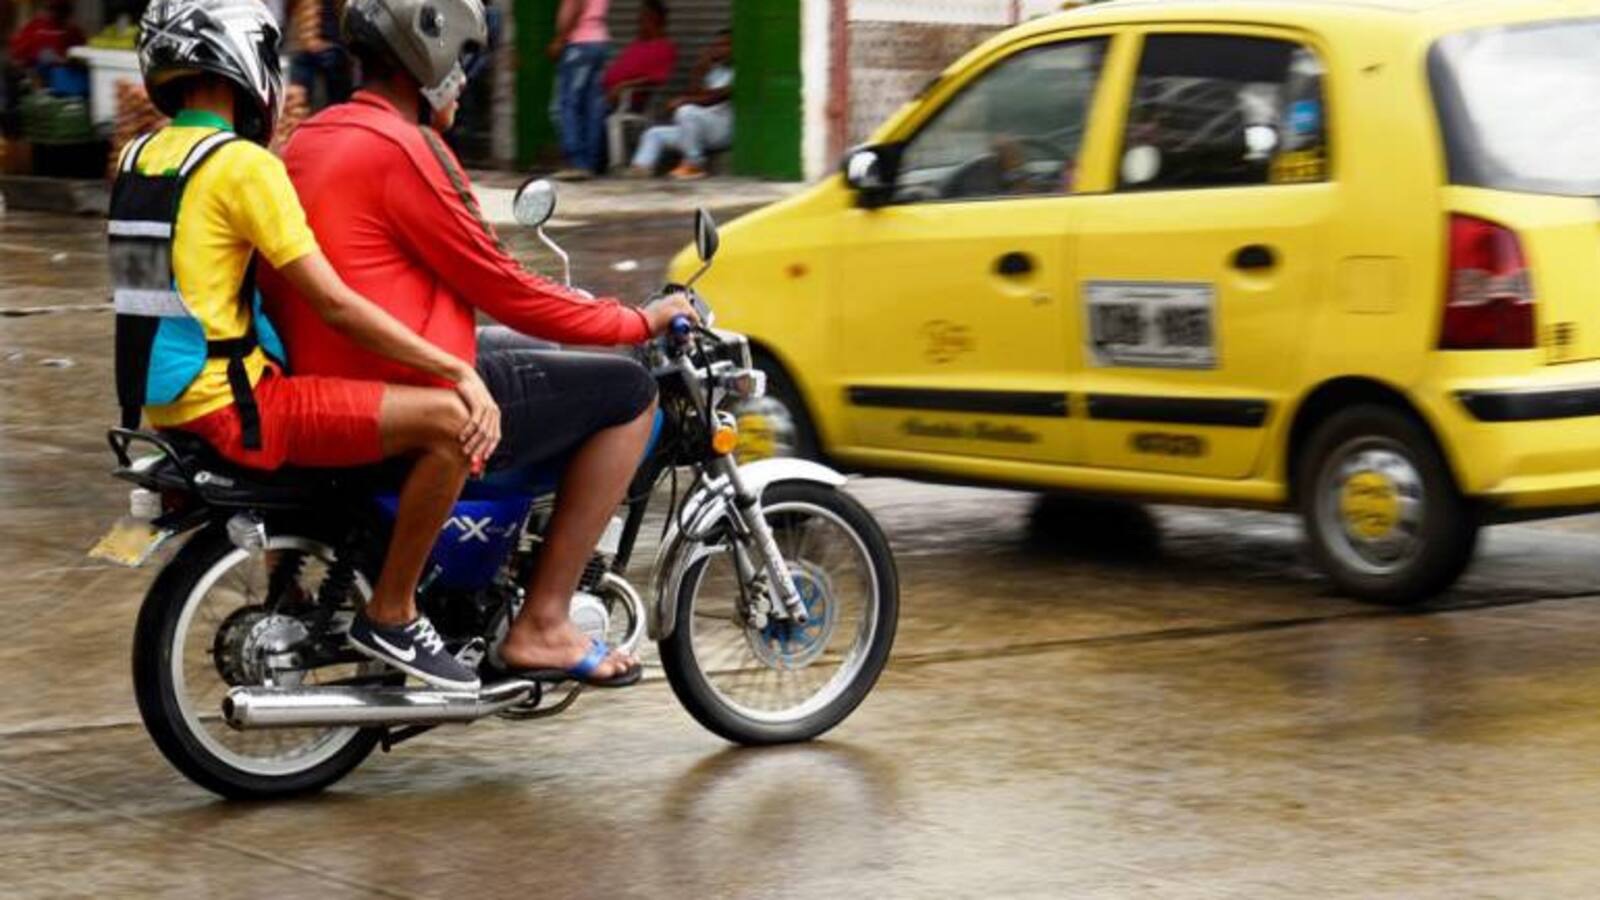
{"left": 603, "top": 38, "right": 678, "bottom": 94}
{"left": 8, "top": 14, "right": 85, "bottom": 67}
{"left": 261, "top": 92, "right": 651, "bottom": 388}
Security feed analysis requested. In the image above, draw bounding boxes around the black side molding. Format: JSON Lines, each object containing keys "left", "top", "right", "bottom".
{"left": 846, "top": 387, "right": 1069, "bottom": 418}
{"left": 1457, "top": 386, "right": 1600, "bottom": 422}
{"left": 1086, "top": 394, "right": 1270, "bottom": 428}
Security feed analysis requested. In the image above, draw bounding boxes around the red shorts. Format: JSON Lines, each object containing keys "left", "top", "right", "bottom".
{"left": 170, "top": 371, "right": 386, "bottom": 471}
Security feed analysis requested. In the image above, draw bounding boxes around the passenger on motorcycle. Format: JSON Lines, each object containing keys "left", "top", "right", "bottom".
{"left": 115, "top": 0, "right": 501, "bottom": 692}
{"left": 261, "top": 0, "right": 698, "bottom": 688}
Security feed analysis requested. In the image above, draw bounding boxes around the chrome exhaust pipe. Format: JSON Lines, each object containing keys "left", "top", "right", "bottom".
{"left": 223, "top": 679, "right": 538, "bottom": 730}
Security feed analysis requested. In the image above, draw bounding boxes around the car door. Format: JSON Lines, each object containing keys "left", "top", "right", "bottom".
{"left": 833, "top": 34, "right": 1115, "bottom": 468}
{"left": 1069, "top": 28, "right": 1337, "bottom": 479}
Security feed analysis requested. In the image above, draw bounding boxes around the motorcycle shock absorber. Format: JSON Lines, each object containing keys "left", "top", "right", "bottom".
{"left": 265, "top": 550, "right": 307, "bottom": 613}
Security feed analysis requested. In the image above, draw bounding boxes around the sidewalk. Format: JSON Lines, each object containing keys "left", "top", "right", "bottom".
{"left": 470, "top": 172, "right": 803, "bottom": 227}
{"left": 0, "top": 171, "right": 803, "bottom": 224}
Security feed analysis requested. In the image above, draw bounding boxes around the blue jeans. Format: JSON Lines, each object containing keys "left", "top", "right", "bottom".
{"left": 556, "top": 42, "right": 610, "bottom": 173}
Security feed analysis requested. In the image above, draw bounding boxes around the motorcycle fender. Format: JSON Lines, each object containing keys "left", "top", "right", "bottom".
{"left": 648, "top": 459, "right": 848, "bottom": 641}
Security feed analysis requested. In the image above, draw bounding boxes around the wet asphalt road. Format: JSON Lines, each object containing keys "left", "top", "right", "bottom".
{"left": 9, "top": 210, "right": 1600, "bottom": 897}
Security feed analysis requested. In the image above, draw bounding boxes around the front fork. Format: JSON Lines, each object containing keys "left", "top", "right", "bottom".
{"left": 712, "top": 457, "right": 809, "bottom": 626}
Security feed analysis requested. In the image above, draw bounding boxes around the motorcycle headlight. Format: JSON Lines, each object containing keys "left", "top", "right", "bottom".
{"left": 722, "top": 368, "right": 767, "bottom": 401}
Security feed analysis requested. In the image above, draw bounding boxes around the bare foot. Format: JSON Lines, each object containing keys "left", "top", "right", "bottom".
{"left": 500, "top": 620, "right": 638, "bottom": 679}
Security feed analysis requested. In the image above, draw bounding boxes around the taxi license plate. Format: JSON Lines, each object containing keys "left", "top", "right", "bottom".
{"left": 88, "top": 518, "right": 172, "bottom": 568}
{"left": 1085, "top": 280, "right": 1217, "bottom": 370}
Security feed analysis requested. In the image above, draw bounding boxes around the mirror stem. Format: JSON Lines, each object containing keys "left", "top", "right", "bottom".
{"left": 536, "top": 226, "right": 572, "bottom": 287}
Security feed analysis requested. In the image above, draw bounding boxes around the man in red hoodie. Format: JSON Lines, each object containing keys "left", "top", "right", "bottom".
{"left": 264, "top": 0, "right": 696, "bottom": 687}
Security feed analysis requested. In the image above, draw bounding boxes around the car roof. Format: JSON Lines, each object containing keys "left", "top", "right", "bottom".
{"left": 1022, "top": 0, "right": 1600, "bottom": 33}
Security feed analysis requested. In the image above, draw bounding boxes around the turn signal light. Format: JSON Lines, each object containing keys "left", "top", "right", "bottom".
{"left": 1440, "top": 214, "right": 1535, "bottom": 350}
{"left": 711, "top": 425, "right": 740, "bottom": 456}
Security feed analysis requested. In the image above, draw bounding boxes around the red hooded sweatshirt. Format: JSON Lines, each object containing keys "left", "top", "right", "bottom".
{"left": 262, "top": 92, "right": 651, "bottom": 388}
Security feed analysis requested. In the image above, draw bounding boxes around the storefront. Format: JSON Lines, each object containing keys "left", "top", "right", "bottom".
{"left": 513, "top": 0, "right": 803, "bottom": 181}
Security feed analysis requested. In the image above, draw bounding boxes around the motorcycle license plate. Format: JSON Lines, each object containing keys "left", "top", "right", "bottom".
{"left": 88, "top": 518, "right": 172, "bottom": 568}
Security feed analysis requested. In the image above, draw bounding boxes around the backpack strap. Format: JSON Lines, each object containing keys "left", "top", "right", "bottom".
{"left": 173, "top": 132, "right": 270, "bottom": 450}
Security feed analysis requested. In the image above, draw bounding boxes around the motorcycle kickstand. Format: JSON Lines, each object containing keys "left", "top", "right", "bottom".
{"left": 381, "top": 724, "right": 437, "bottom": 753}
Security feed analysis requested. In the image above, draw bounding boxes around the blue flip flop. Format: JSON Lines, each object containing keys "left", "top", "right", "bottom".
{"left": 497, "top": 638, "right": 643, "bottom": 689}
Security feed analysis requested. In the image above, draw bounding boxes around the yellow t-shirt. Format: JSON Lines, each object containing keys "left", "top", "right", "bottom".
{"left": 124, "top": 112, "right": 319, "bottom": 427}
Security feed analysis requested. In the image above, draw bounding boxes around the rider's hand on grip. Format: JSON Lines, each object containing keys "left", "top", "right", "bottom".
{"left": 451, "top": 365, "right": 501, "bottom": 470}
{"left": 643, "top": 292, "right": 700, "bottom": 338}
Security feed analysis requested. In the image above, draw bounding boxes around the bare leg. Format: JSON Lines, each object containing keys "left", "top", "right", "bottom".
{"left": 500, "top": 399, "right": 657, "bottom": 677}
{"left": 364, "top": 385, "right": 472, "bottom": 626}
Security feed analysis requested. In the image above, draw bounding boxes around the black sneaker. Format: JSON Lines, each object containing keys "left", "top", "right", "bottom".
{"left": 348, "top": 613, "right": 481, "bottom": 692}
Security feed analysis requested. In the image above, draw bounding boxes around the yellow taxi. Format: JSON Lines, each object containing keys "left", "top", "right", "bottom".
{"left": 671, "top": 0, "right": 1600, "bottom": 603}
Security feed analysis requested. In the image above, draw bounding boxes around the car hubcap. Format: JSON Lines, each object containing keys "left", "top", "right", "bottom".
{"left": 1319, "top": 442, "right": 1425, "bottom": 575}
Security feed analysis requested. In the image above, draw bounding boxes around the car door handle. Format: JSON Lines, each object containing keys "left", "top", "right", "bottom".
{"left": 1232, "top": 244, "right": 1277, "bottom": 271}
{"left": 995, "top": 251, "right": 1035, "bottom": 278}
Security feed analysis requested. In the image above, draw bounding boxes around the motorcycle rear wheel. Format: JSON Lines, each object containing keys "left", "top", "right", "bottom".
{"left": 658, "top": 481, "right": 899, "bottom": 745}
{"left": 132, "top": 525, "right": 381, "bottom": 800}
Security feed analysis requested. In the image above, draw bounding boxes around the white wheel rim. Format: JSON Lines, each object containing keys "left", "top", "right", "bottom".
{"left": 1315, "top": 438, "right": 1427, "bottom": 577}
{"left": 169, "top": 536, "right": 370, "bottom": 778}
{"left": 685, "top": 500, "right": 880, "bottom": 725}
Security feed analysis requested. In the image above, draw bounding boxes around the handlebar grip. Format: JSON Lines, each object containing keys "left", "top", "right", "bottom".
{"left": 670, "top": 315, "right": 694, "bottom": 339}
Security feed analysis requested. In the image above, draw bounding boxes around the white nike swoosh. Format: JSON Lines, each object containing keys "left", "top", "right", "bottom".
{"left": 369, "top": 633, "right": 418, "bottom": 663}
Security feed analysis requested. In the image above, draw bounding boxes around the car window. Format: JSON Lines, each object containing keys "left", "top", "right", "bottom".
{"left": 893, "top": 39, "right": 1108, "bottom": 205}
{"left": 1119, "top": 34, "right": 1328, "bottom": 191}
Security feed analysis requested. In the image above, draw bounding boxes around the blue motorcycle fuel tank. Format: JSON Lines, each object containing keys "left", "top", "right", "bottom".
{"left": 372, "top": 412, "right": 663, "bottom": 591}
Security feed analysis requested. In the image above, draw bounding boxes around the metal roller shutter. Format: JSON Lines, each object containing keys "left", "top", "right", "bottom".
{"left": 607, "top": 0, "right": 733, "bottom": 97}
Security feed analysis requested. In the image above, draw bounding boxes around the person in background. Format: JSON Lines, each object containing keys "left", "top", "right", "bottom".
{"left": 602, "top": 0, "right": 675, "bottom": 112}
{"left": 626, "top": 27, "right": 731, "bottom": 181}
{"left": 549, "top": 0, "right": 609, "bottom": 180}
{"left": 8, "top": 0, "right": 85, "bottom": 70}
{"left": 289, "top": 0, "right": 353, "bottom": 108}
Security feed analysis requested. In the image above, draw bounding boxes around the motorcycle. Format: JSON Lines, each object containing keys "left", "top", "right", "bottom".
{"left": 90, "top": 182, "right": 900, "bottom": 800}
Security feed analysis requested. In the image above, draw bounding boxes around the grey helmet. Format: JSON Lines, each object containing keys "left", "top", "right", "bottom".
{"left": 138, "top": 0, "right": 283, "bottom": 144}
{"left": 342, "top": 0, "right": 487, "bottom": 111}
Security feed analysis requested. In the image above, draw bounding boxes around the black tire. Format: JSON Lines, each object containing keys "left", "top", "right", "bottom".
{"left": 750, "top": 349, "right": 822, "bottom": 461}
{"left": 132, "top": 526, "right": 380, "bottom": 800}
{"left": 1297, "top": 405, "right": 1479, "bottom": 605}
{"left": 658, "top": 481, "right": 898, "bottom": 745}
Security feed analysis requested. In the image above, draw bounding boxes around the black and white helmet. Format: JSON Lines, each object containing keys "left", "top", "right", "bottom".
{"left": 138, "top": 0, "right": 283, "bottom": 144}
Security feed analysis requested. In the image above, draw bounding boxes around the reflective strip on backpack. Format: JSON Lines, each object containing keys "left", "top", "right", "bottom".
{"left": 113, "top": 288, "right": 189, "bottom": 317}
{"left": 107, "top": 220, "right": 174, "bottom": 239}
{"left": 178, "top": 132, "right": 237, "bottom": 176}
{"left": 119, "top": 133, "right": 156, "bottom": 174}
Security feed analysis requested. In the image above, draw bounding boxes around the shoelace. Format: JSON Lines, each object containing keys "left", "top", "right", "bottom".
{"left": 406, "top": 618, "right": 447, "bottom": 656}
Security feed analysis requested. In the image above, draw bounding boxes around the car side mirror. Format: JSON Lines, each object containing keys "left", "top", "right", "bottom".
{"left": 512, "top": 178, "right": 557, "bottom": 228}
{"left": 694, "top": 208, "right": 720, "bottom": 263}
{"left": 842, "top": 144, "right": 902, "bottom": 208}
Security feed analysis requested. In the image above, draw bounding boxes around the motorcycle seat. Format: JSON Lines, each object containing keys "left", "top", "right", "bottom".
{"left": 112, "top": 429, "right": 402, "bottom": 511}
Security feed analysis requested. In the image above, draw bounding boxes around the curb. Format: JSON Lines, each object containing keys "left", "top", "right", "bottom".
{"left": 0, "top": 176, "right": 110, "bottom": 216}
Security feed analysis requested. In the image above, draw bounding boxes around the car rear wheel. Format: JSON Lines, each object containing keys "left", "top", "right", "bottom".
{"left": 1298, "top": 405, "right": 1478, "bottom": 605}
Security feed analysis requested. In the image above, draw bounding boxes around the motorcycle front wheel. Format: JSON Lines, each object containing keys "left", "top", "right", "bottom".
{"left": 658, "top": 481, "right": 899, "bottom": 745}
{"left": 132, "top": 525, "right": 382, "bottom": 799}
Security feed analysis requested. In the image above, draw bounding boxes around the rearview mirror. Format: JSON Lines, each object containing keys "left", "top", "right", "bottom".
{"left": 512, "top": 178, "right": 557, "bottom": 228}
{"left": 694, "top": 208, "right": 720, "bottom": 263}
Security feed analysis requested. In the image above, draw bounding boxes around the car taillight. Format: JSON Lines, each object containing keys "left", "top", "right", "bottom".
{"left": 1440, "top": 214, "right": 1535, "bottom": 350}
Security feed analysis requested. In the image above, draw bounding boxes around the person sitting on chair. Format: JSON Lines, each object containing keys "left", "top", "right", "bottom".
{"left": 625, "top": 27, "right": 731, "bottom": 181}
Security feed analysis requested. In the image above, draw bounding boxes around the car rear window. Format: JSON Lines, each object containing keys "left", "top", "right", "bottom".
{"left": 1432, "top": 18, "right": 1600, "bottom": 197}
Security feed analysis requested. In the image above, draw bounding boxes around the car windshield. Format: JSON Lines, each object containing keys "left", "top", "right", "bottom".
{"left": 1432, "top": 17, "right": 1600, "bottom": 196}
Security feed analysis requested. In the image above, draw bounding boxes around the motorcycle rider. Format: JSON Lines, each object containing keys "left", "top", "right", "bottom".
{"left": 261, "top": 0, "right": 698, "bottom": 687}
{"left": 116, "top": 0, "right": 500, "bottom": 692}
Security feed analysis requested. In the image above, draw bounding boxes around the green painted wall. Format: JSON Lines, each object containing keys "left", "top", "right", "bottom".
{"left": 514, "top": 0, "right": 559, "bottom": 166}
{"left": 731, "top": 0, "right": 802, "bottom": 180}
